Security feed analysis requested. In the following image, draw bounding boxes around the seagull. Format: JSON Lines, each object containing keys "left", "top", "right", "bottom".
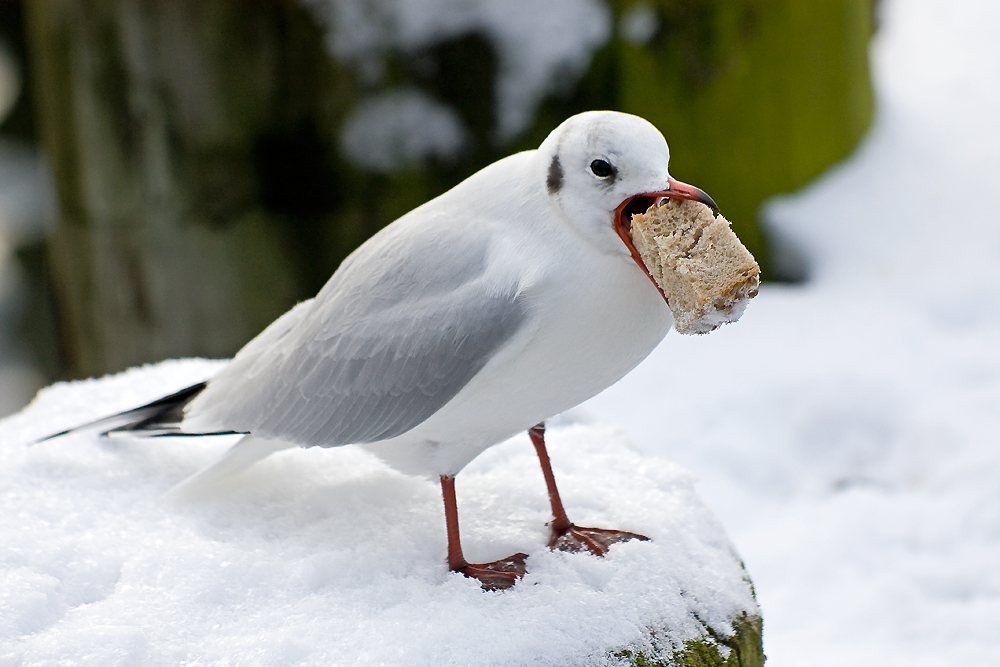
{"left": 41, "top": 110, "right": 719, "bottom": 590}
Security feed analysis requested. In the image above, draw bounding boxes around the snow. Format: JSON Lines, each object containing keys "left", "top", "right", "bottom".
{"left": 340, "top": 88, "right": 467, "bottom": 172}
{"left": 2, "top": 361, "right": 757, "bottom": 665}
{"left": 618, "top": 4, "right": 659, "bottom": 47}
{"left": 2, "top": 0, "right": 999, "bottom": 663}
{"left": 305, "top": 0, "right": 611, "bottom": 140}
{"left": 580, "top": 0, "right": 1000, "bottom": 664}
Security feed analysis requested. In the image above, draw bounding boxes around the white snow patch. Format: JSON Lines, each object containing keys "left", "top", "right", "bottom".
{"left": 1, "top": 360, "right": 757, "bottom": 665}
{"left": 305, "top": 0, "right": 612, "bottom": 139}
{"left": 619, "top": 3, "right": 659, "bottom": 46}
{"left": 340, "top": 88, "right": 467, "bottom": 172}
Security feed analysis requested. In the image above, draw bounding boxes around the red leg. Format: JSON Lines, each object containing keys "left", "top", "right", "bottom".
{"left": 440, "top": 475, "right": 527, "bottom": 590}
{"left": 529, "top": 423, "right": 648, "bottom": 555}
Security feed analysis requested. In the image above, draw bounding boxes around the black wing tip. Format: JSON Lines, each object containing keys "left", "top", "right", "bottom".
{"left": 30, "top": 381, "right": 211, "bottom": 445}
{"left": 142, "top": 381, "right": 208, "bottom": 409}
{"left": 144, "top": 430, "right": 247, "bottom": 438}
{"left": 28, "top": 429, "right": 73, "bottom": 446}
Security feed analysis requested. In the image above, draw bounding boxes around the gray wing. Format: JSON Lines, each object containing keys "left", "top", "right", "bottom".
{"left": 185, "top": 218, "right": 530, "bottom": 447}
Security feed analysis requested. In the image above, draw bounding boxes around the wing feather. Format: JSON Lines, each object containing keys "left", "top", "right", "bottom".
{"left": 184, "top": 219, "right": 529, "bottom": 448}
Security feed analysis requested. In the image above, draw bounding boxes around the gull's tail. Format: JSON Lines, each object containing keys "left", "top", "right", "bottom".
{"left": 166, "top": 434, "right": 293, "bottom": 496}
{"left": 32, "top": 382, "right": 242, "bottom": 444}
{"left": 33, "top": 381, "right": 292, "bottom": 494}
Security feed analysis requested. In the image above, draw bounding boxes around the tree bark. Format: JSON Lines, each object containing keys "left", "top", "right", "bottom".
{"left": 23, "top": 0, "right": 874, "bottom": 378}
{"left": 24, "top": 0, "right": 347, "bottom": 378}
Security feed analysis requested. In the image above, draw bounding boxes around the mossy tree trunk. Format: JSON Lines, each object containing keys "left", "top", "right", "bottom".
{"left": 617, "top": 0, "right": 876, "bottom": 277}
{"left": 24, "top": 0, "right": 357, "bottom": 378}
{"left": 23, "top": 0, "right": 874, "bottom": 379}
{"left": 614, "top": 613, "right": 764, "bottom": 666}
{"left": 526, "top": 0, "right": 876, "bottom": 278}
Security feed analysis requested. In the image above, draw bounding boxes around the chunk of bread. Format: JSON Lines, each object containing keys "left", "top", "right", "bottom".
{"left": 629, "top": 198, "right": 760, "bottom": 334}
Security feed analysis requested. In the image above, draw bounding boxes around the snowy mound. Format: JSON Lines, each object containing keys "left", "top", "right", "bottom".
{"left": 1, "top": 359, "right": 758, "bottom": 666}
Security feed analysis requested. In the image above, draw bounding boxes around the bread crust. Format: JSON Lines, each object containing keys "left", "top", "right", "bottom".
{"left": 630, "top": 198, "right": 760, "bottom": 334}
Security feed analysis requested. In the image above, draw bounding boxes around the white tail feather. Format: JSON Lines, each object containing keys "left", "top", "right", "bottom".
{"left": 167, "top": 435, "right": 293, "bottom": 497}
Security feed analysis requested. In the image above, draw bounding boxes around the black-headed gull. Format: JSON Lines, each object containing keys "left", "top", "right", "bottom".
{"left": 43, "top": 111, "right": 719, "bottom": 590}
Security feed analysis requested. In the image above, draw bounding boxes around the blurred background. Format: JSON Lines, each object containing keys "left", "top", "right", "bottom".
{"left": 0, "top": 0, "right": 874, "bottom": 415}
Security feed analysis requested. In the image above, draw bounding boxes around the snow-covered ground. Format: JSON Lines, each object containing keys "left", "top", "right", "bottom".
{"left": 1, "top": 359, "right": 760, "bottom": 665}
{"left": 2, "top": 0, "right": 998, "bottom": 664}
{"left": 584, "top": 0, "right": 1000, "bottom": 664}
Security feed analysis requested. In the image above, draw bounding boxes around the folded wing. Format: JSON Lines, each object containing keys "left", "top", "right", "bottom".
{"left": 184, "top": 221, "right": 530, "bottom": 448}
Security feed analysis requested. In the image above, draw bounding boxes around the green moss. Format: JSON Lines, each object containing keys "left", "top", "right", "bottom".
{"left": 613, "top": 614, "right": 764, "bottom": 667}
{"left": 493, "top": 0, "right": 874, "bottom": 280}
{"left": 614, "top": 0, "right": 875, "bottom": 278}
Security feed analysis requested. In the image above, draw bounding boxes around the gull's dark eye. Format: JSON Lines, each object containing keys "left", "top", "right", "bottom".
{"left": 590, "top": 159, "right": 615, "bottom": 178}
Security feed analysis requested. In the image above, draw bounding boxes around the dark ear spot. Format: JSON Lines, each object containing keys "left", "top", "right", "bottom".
{"left": 546, "top": 155, "right": 563, "bottom": 195}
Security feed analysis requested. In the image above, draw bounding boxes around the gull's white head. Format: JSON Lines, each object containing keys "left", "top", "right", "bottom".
{"left": 538, "top": 110, "right": 717, "bottom": 261}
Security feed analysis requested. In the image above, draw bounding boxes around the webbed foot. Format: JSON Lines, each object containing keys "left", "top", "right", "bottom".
{"left": 549, "top": 524, "right": 648, "bottom": 556}
{"left": 456, "top": 553, "right": 528, "bottom": 590}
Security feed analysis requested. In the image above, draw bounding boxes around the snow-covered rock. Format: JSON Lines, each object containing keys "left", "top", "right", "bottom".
{"left": 1, "top": 359, "right": 760, "bottom": 666}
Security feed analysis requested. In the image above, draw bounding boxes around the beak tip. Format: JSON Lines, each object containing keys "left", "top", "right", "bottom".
{"left": 704, "top": 194, "right": 720, "bottom": 214}
{"left": 667, "top": 177, "right": 720, "bottom": 214}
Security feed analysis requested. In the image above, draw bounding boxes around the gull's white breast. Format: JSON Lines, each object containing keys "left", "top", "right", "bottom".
{"left": 362, "top": 192, "right": 672, "bottom": 477}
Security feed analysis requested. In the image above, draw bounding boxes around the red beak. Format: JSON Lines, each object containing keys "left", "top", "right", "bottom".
{"left": 613, "top": 177, "right": 719, "bottom": 302}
